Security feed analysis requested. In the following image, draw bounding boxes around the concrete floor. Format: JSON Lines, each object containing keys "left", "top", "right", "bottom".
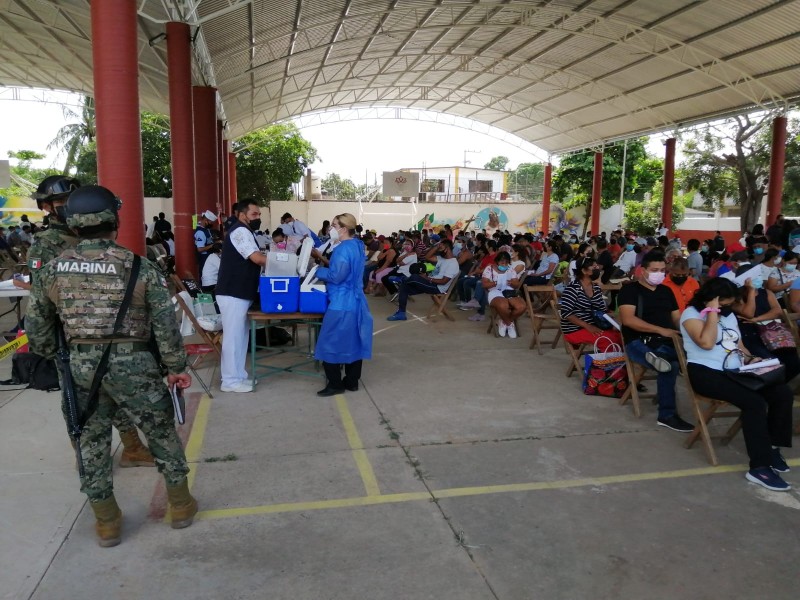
{"left": 2, "top": 294, "right": 799, "bottom": 600}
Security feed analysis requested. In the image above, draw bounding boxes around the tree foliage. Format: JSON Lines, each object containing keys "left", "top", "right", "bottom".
{"left": 552, "top": 138, "right": 654, "bottom": 225}
{"left": 623, "top": 195, "right": 684, "bottom": 234}
{"left": 232, "top": 123, "right": 318, "bottom": 203}
{"left": 321, "top": 173, "right": 358, "bottom": 199}
{"left": 0, "top": 150, "right": 59, "bottom": 200}
{"left": 48, "top": 96, "right": 95, "bottom": 174}
{"left": 677, "top": 114, "right": 800, "bottom": 232}
{"left": 507, "top": 162, "right": 545, "bottom": 201}
{"left": 484, "top": 155, "right": 509, "bottom": 171}
{"left": 74, "top": 111, "right": 174, "bottom": 197}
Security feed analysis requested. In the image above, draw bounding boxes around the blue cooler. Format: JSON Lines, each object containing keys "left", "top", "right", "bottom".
{"left": 298, "top": 252, "right": 328, "bottom": 314}
{"left": 299, "top": 287, "right": 328, "bottom": 313}
{"left": 260, "top": 276, "right": 300, "bottom": 313}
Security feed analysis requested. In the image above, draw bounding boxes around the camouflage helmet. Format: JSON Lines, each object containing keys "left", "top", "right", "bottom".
{"left": 32, "top": 176, "right": 80, "bottom": 209}
{"left": 65, "top": 185, "right": 122, "bottom": 229}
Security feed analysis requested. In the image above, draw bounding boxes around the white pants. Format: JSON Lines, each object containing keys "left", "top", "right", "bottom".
{"left": 217, "top": 295, "right": 251, "bottom": 387}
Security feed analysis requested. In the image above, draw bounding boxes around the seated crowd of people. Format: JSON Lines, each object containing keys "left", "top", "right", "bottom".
{"left": 358, "top": 222, "right": 797, "bottom": 493}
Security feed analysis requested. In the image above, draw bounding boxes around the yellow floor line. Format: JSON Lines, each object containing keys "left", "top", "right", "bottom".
{"left": 335, "top": 394, "right": 381, "bottom": 496}
{"left": 195, "top": 458, "right": 800, "bottom": 522}
{"left": 185, "top": 394, "right": 212, "bottom": 492}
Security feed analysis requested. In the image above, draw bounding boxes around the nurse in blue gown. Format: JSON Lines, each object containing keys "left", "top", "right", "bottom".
{"left": 311, "top": 212, "right": 373, "bottom": 396}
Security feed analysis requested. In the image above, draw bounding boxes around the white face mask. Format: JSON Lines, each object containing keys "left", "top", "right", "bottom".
{"left": 329, "top": 226, "right": 340, "bottom": 241}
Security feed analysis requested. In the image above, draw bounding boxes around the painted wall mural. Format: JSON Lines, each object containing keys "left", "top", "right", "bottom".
{"left": 515, "top": 203, "right": 584, "bottom": 236}
{"left": 0, "top": 194, "right": 42, "bottom": 227}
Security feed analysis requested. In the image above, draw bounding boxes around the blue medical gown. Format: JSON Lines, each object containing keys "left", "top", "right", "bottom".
{"left": 314, "top": 238, "right": 373, "bottom": 363}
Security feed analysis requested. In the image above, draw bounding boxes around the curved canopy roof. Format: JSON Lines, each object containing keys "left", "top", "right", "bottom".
{"left": 1, "top": 0, "right": 799, "bottom": 154}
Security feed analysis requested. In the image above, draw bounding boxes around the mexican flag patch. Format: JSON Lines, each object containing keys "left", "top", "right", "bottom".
{"left": 29, "top": 258, "right": 42, "bottom": 270}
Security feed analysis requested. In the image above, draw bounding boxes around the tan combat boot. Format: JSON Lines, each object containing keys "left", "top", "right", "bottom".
{"left": 119, "top": 429, "right": 155, "bottom": 467}
{"left": 166, "top": 480, "right": 198, "bottom": 529}
{"left": 90, "top": 496, "right": 122, "bottom": 547}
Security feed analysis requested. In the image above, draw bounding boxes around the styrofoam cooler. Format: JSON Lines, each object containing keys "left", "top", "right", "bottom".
{"left": 260, "top": 276, "right": 300, "bottom": 313}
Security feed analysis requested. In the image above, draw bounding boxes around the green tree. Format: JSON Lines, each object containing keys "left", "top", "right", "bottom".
{"left": 678, "top": 133, "right": 740, "bottom": 215}
{"left": 631, "top": 157, "right": 664, "bottom": 201}
{"left": 0, "top": 150, "right": 59, "bottom": 199}
{"left": 552, "top": 138, "right": 651, "bottom": 227}
{"left": 678, "top": 114, "right": 800, "bottom": 232}
{"left": 321, "top": 173, "right": 358, "bottom": 199}
{"left": 232, "top": 123, "right": 318, "bottom": 203}
{"left": 48, "top": 96, "right": 95, "bottom": 174}
{"left": 623, "top": 196, "right": 684, "bottom": 234}
{"left": 508, "top": 162, "right": 545, "bottom": 201}
{"left": 484, "top": 155, "right": 509, "bottom": 171}
{"left": 74, "top": 111, "right": 174, "bottom": 197}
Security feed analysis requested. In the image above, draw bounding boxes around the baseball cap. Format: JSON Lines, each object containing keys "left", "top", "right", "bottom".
{"left": 792, "top": 245, "right": 800, "bottom": 254}
{"left": 645, "top": 237, "right": 658, "bottom": 246}
{"left": 430, "top": 234, "right": 441, "bottom": 242}
{"left": 202, "top": 210, "right": 217, "bottom": 221}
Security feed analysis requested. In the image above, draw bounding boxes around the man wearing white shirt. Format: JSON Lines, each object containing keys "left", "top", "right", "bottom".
{"left": 280, "top": 212, "right": 312, "bottom": 238}
{"left": 215, "top": 200, "right": 267, "bottom": 392}
{"left": 614, "top": 239, "right": 638, "bottom": 275}
{"left": 201, "top": 248, "right": 221, "bottom": 292}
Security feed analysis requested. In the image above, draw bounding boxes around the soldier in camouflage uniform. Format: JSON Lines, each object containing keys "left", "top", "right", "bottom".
{"left": 27, "top": 176, "right": 156, "bottom": 468}
{"left": 27, "top": 185, "right": 198, "bottom": 547}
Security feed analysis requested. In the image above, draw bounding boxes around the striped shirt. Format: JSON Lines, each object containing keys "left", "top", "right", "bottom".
{"left": 559, "top": 280, "right": 606, "bottom": 334}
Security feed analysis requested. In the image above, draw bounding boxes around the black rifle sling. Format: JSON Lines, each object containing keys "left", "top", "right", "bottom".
{"left": 79, "top": 255, "right": 141, "bottom": 429}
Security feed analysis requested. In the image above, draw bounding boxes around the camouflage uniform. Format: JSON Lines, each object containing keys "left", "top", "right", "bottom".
{"left": 27, "top": 222, "right": 143, "bottom": 440}
{"left": 27, "top": 235, "right": 189, "bottom": 502}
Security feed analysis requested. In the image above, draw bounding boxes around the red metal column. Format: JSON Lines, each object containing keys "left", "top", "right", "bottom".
{"left": 166, "top": 21, "right": 196, "bottom": 277}
{"left": 542, "top": 162, "right": 552, "bottom": 235}
{"left": 228, "top": 152, "right": 238, "bottom": 209}
{"left": 590, "top": 151, "right": 603, "bottom": 236}
{"left": 217, "top": 120, "right": 225, "bottom": 217}
{"left": 219, "top": 135, "right": 228, "bottom": 218}
{"left": 767, "top": 115, "right": 787, "bottom": 225}
{"left": 661, "top": 137, "right": 676, "bottom": 230}
{"left": 91, "top": 0, "right": 144, "bottom": 254}
{"left": 192, "top": 86, "right": 218, "bottom": 216}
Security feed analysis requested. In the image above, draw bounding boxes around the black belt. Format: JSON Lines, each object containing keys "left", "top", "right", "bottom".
{"left": 72, "top": 342, "right": 150, "bottom": 353}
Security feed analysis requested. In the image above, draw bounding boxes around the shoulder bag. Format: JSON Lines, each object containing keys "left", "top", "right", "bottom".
{"left": 722, "top": 350, "right": 785, "bottom": 391}
{"left": 755, "top": 319, "right": 795, "bottom": 352}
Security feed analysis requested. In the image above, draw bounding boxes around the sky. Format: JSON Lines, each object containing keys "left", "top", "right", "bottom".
{"left": 1, "top": 88, "right": 673, "bottom": 186}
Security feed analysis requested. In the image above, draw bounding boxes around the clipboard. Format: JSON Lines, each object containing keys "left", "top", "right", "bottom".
{"left": 171, "top": 384, "right": 186, "bottom": 425}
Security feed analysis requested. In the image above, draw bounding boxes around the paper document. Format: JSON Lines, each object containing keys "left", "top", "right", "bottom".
{"left": 171, "top": 384, "right": 186, "bottom": 425}
{"left": 738, "top": 358, "right": 780, "bottom": 372}
{"left": 603, "top": 314, "right": 622, "bottom": 331}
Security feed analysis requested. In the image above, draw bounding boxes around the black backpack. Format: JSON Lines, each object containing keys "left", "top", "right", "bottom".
{"left": 5, "top": 353, "right": 60, "bottom": 392}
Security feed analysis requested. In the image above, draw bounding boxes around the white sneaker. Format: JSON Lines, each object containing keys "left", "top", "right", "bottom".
{"left": 507, "top": 323, "right": 517, "bottom": 339}
{"left": 468, "top": 313, "right": 485, "bottom": 322}
{"left": 220, "top": 381, "right": 253, "bottom": 393}
{"left": 459, "top": 299, "right": 480, "bottom": 309}
{"left": 497, "top": 322, "right": 508, "bottom": 337}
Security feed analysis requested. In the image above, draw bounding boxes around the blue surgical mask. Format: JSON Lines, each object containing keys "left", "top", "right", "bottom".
{"left": 626, "top": 244, "right": 634, "bottom": 251}
{"left": 754, "top": 247, "right": 765, "bottom": 255}
{"left": 701, "top": 245, "right": 709, "bottom": 252}
{"left": 453, "top": 243, "right": 462, "bottom": 256}
{"left": 751, "top": 278, "right": 764, "bottom": 289}
{"left": 497, "top": 265, "right": 509, "bottom": 272}
{"left": 785, "top": 264, "right": 797, "bottom": 272}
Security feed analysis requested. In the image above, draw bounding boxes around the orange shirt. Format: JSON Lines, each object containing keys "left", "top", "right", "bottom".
{"left": 662, "top": 276, "right": 700, "bottom": 312}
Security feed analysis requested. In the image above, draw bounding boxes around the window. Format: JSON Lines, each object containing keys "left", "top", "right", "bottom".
{"left": 422, "top": 179, "right": 445, "bottom": 193}
{"left": 468, "top": 180, "right": 493, "bottom": 193}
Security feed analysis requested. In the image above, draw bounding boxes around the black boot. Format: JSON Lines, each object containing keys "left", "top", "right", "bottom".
{"left": 343, "top": 360, "right": 362, "bottom": 392}
{"left": 318, "top": 362, "right": 345, "bottom": 396}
